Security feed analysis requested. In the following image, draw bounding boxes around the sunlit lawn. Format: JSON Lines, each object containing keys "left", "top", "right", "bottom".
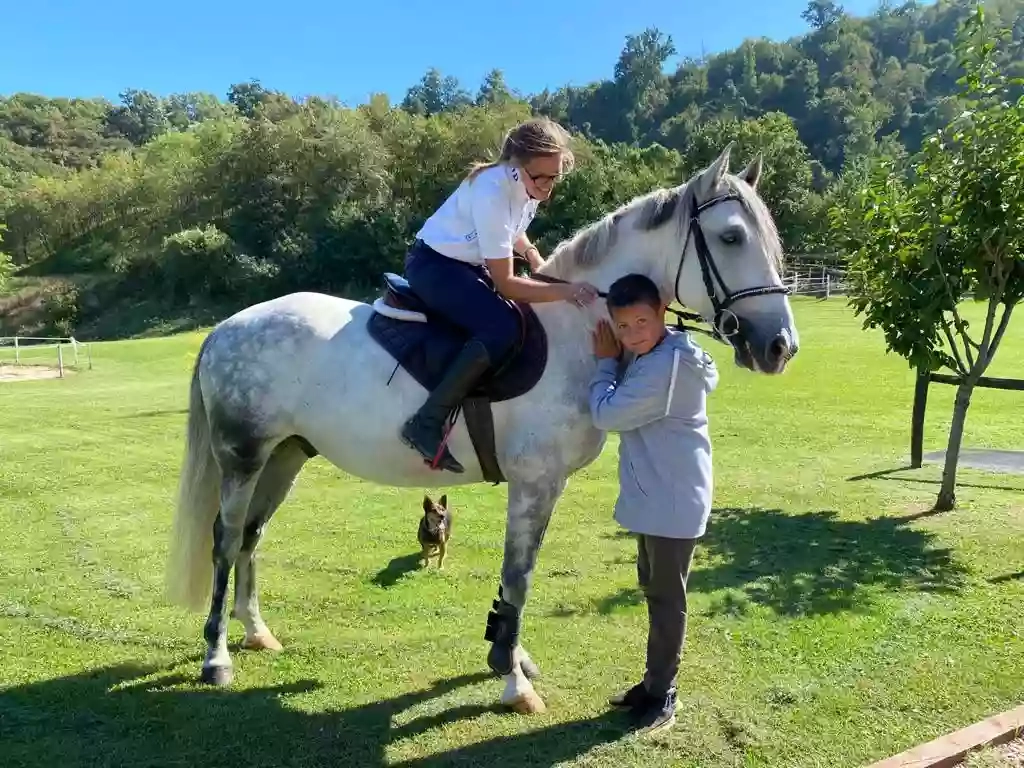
{"left": 1, "top": 297, "right": 1022, "bottom": 767}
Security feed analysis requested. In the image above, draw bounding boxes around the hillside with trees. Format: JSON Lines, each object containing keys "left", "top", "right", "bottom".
{"left": 1, "top": 0, "right": 1022, "bottom": 338}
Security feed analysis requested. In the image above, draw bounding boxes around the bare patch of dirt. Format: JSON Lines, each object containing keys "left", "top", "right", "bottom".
{"left": 0, "top": 364, "right": 70, "bottom": 382}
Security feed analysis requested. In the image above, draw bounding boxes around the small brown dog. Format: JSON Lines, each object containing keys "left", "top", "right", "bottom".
{"left": 418, "top": 494, "right": 452, "bottom": 569}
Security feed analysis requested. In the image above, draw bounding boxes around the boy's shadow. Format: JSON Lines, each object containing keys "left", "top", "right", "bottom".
{"left": 0, "top": 662, "right": 630, "bottom": 768}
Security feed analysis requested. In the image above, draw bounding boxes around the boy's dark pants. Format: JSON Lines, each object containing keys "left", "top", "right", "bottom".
{"left": 636, "top": 533, "right": 698, "bottom": 697}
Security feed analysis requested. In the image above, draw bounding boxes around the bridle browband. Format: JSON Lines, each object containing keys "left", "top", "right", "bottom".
{"left": 528, "top": 186, "right": 791, "bottom": 346}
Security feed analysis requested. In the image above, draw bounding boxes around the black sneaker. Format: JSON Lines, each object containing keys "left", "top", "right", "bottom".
{"left": 608, "top": 682, "right": 648, "bottom": 709}
{"left": 631, "top": 690, "right": 677, "bottom": 735}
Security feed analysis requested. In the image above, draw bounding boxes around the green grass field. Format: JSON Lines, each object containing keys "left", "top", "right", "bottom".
{"left": 1, "top": 297, "right": 1022, "bottom": 768}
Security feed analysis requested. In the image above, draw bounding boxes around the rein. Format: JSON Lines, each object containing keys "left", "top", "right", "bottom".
{"left": 523, "top": 188, "right": 790, "bottom": 346}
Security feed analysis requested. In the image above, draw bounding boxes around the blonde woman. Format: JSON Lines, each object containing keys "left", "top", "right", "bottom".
{"left": 402, "top": 117, "right": 599, "bottom": 473}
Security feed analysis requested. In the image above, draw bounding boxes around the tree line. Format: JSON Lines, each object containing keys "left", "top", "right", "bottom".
{"left": 1, "top": 0, "right": 1023, "bottom": 330}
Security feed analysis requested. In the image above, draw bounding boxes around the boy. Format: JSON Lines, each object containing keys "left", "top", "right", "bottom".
{"left": 588, "top": 273, "right": 719, "bottom": 734}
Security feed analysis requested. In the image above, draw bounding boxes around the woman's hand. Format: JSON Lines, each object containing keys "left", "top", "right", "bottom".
{"left": 562, "top": 281, "right": 600, "bottom": 307}
{"left": 487, "top": 256, "right": 600, "bottom": 305}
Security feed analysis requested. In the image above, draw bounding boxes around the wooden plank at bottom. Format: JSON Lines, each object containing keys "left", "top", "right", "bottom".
{"left": 866, "top": 704, "right": 1024, "bottom": 768}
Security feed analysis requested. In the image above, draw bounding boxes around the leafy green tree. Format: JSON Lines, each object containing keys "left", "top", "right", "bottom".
{"left": 802, "top": 0, "right": 845, "bottom": 30}
{"left": 165, "top": 92, "right": 237, "bottom": 130}
{"left": 401, "top": 68, "right": 473, "bottom": 116}
{"left": 105, "top": 89, "right": 170, "bottom": 146}
{"left": 227, "top": 80, "right": 270, "bottom": 118}
{"left": 682, "top": 112, "right": 818, "bottom": 249}
{"left": 476, "top": 69, "right": 517, "bottom": 106}
{"left": 836, "top": 4, "right": 1024, "bottom": 511}
{"left": 0, "top": 222, "right": 12, "bottom": 292}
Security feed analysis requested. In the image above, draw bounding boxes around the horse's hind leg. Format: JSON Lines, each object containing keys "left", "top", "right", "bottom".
{"left": 201, "top": 440, "right": 271, "bottom": 686}
{"left": 233, "top": 438, "right": 310, "bottom": 653}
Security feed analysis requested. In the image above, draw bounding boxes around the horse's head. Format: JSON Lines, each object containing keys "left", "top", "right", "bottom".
{"left": 652, "top": 143, "right": 799, "bottom": 374}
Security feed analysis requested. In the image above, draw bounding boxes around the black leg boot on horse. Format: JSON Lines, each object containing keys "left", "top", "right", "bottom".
{"left": 485, "top": 592, "right": 521, "bottom": 676}
{"left": 401, "top": 339, "right": 492, "bottom": 473}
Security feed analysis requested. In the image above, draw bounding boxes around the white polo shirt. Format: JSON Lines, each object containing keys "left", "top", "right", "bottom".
{"left": 416, "top": 164, "right": 540, "bottom": 266}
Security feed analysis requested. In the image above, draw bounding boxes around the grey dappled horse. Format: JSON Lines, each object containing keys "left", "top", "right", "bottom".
{"left": 164, "top": 144, "right": 799, "bottom": 714}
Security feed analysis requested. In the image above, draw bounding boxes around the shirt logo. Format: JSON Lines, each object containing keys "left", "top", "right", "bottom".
{"left": 519, "top": 206, "right": 535, "bottom": 233}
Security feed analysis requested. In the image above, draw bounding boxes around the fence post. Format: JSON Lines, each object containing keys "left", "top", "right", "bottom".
{"left": 14, "top": 336, "right": 19, "bottom": 364}
{"left": 57, "top": 343, "right": 64, "bottom": 378}
{"left": 825, "top": 274, "right": 831, "bottom": 299}
{"left": 86, "top": 343, "right": 92, "bottom": 370}
{"left": 910, "top": 366, "right": 930, "bottom": 468}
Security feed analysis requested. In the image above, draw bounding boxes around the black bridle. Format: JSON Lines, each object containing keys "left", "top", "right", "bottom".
{"left": 529, "top": 187, "right": 791, "bottom": 346}
{"left": 672, "top": 188, "right": 791, "bottom": 344}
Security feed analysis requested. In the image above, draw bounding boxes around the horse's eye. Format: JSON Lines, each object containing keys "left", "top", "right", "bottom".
{"left": 720, "top": 228, "right": 745, "bottom": 246}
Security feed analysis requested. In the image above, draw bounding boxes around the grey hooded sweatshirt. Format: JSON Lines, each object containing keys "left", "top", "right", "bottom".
{"left": 588, "top": 328, "right": 719, "bottom": 540}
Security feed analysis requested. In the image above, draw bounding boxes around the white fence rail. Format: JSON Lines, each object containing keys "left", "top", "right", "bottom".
{"left": 0, "top": 336, "right": 93, "bottom": 378}
{"left": 783, "top": 255, "right": 848, "bottom": 299}
{"left": 784, "top": 273, "right": 848, "bottom": 298}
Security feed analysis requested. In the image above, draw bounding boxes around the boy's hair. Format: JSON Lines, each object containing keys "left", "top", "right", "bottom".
{"left": 606, "top": 274, "right": 663, "bottom": 312}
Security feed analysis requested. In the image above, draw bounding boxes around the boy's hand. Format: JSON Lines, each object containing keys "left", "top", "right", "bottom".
{"left": 592, "top": 320, "right": 622, "bottom": 360}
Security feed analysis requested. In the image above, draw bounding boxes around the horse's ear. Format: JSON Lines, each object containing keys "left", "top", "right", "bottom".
{"left": 439, "top": 494, "right": 447, "bottom": 509}
{"left": 697, "top": 142, "right": 734, "bottom": 199}
{"left": 739, "top": 153, "right": 762, "bottom": 189}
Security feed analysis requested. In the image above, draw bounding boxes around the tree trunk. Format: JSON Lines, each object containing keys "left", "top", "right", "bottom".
{"left": 934, "top": 380, "right": 974, "bottom": 511}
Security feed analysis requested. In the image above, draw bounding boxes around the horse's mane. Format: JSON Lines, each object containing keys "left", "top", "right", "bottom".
{"left": 539, "top": 172, "right": 783, "bottom": 279}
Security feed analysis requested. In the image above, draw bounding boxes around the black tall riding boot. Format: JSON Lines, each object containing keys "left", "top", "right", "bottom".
{"left": 401, "top": 339, "right": 492, "bottom": 473}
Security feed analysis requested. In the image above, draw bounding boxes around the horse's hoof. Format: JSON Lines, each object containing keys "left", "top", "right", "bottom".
{"left": 200, "top": 665, "right": 234, "bottom": 686}
{"left": 504, "top": 691, "right": 546, "bottom": 715}
{"left": 241, "top": 632, "right": 284, "bottom": 652}
{"left": 520, "top": 657, "right": 541, "bottom": 680}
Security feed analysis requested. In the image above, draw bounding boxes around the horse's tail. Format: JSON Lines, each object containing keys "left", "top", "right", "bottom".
{"left": 164, "top": 335, "right": 222, "bottom": 612}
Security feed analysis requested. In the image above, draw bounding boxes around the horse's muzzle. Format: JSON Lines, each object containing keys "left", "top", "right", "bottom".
{"left": 732, "top": 321, "right": 798, "bottom": 375}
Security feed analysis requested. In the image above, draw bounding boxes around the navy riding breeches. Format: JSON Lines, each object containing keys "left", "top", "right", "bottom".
{"left": 404, "top": 240, "right": 521, "bottom": 363}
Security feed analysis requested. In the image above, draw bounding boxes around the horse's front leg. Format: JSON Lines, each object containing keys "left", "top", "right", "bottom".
{"left": 486, "top": 475, "right": 566, "bottom": 714}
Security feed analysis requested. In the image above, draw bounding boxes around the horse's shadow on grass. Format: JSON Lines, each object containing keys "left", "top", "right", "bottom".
{"left": 684, "top": 507, "right": 969, "bottom": 617}
{"left": 0, "top": 663, "right": 629, "bottom": 768}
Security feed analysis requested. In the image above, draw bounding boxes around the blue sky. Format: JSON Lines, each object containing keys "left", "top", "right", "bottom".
{"left": 3, "top": 0, "right": 886, "bottom": 106}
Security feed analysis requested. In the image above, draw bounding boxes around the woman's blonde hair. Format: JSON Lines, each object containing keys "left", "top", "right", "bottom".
{"left": 467, "top": 117, "right": 575, "bottom": 180}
